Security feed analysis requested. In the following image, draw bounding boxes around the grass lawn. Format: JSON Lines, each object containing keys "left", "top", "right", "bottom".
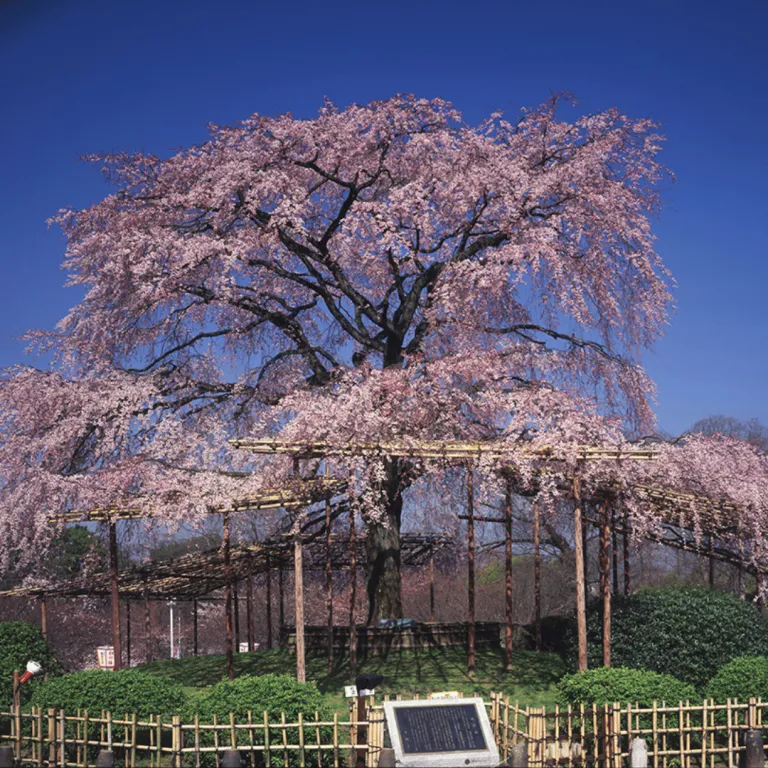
{"left": 137, "top": 646, "right": 568, "bottom": 711}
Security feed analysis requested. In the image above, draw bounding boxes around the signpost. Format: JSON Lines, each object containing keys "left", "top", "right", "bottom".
{"left": 382, "top": 698, "right": 499, "bottom": 767}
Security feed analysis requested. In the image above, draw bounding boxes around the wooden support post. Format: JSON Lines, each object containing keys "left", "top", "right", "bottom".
{"left": 233, "top": 579, "right": 240, "bottom": 649}
{"left": 294, "top": 534, "right": 306, "bottom": 683}
{"left": 40, "top": 597, "right": 47, "bottom": 641}
{"left": 533, "top": 499, "right": 542, "bottom": 652}
{"left": 573, "top": 477, "right": 588, "bottom": 673}
{"left": 246, "top": 558, "right": 255, "bottom": 653}
{"left": 349, "top": 505, "right": 358, "bottom": 676}
{"left": 429, "top": 553, "right": 435, "bottom": 622}
{"left": 193, "top": 598, "right": 199, "bottom": 656}
{"left": 708, "top": 536, "right": 716, "bottom": 590}
{"left": 611, "top": 507, "right": 619, "bottom": 596}
{"left": 738, "top": 539, "right": 746, "bottom": 600}
{"left": 504, "top": 477, "right": 514, "bottom": 671}
{"left": 278, "top": 560, "right": 285, "bottom": 645}
{"left": 108, "top": 520, "right": 122, "bottom": 671}
{"left": 223, "top": 512, "right": 234, "bottom": 681}
{"left": 144, "top": 582, "right": 152, "bottom": 663}
{"left": 126, "top": 600, "right": 131, "bottom": 668}
{"left": 325, "top": 496, "right": 334, "bottom": 673}
{"left": 599, "top": 503, "right": 611, "bottom": 668}
{"left": 266, "top": 554, "right": 273, "bottom": 650}
{"left": 467, "top": 465, "right": 476, "bottom": 678}
{"left": 623, "top": 512, "right": 631, "bottom": 596}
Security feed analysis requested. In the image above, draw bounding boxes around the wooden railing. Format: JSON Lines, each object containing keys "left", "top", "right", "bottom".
{"left": 4, "top": 695, "right": 768, "bottom": 767}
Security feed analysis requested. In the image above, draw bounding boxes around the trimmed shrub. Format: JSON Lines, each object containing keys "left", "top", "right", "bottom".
{"left": 570, "top": 589, "right": 768, "bottom": 689}
{"left": 0, "top": 621, "right": 60, "bottom": 703}
{"left": 558, "top": 666, "right": 698, "bottom": 708}
{"left": 29, "top": 670, "right": 187, "bottom": 716}
{"left": 705, "top": 656, "right": 768, "bottom": 703}
{"left": 191, "top": 675, "right": 332, "bottom": 767}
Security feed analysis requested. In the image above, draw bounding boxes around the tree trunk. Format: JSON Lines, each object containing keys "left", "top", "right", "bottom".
{"left": 365, "top": 459, "right": 404, "bottom": 624}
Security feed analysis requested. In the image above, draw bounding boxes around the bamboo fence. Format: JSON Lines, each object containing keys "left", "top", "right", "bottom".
{"left": 4, "top": 696, "right": 768, "bottom": 768}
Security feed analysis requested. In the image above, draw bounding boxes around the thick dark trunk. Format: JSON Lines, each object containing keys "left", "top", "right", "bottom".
{"left": 365, "top": 459, "right": 404, "bottom": 624}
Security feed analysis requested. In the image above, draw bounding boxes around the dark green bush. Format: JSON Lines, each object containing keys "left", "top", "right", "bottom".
{"left": 571, "top": 589, "right": 768, "bottom": 689}
{"left": 191, "top": 674, "right": 332, "bottom": 768}
{"left": 29, "top": 670, "right": 187, "bottom": 716}
{"left": 0, "top": 621, "right": 60, "bottom": 703}
{"left": 558, "top": 666, "right": 698, "bottom": 708}
{"left": 705, "top": 656, "right": 768, "bottom": 703}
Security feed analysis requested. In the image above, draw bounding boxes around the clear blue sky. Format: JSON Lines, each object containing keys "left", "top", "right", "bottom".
{"left": 0, "top": 0, "right": 765, "bottom": 436}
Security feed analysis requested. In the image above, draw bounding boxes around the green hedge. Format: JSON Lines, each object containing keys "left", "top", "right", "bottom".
{"left": 190, "top": 675, "right": 332, "bottom": 768}
{"left": 705, "top": 656, "right": 768, "bottom": 703}
{"left": 0, "top": 621, "right": 60, "bottom": 703}
{"left": 29, "top": 670, "right": 187, "bottom": 717}
{"left": 558, "top": 666, "right": 698, "bottom": 708}
{"left": 572, "top": 589, "right": 768, "bottom": 688}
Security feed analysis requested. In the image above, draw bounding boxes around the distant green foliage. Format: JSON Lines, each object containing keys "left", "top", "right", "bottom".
{"left": 0, "top": 621, "right": 60, "bottom": 703}
{"left": 705, "top": 657, "right": 768, "bottom": 703}
{"left": 191, "top": 675, "right": 331, "bottom": 767}
{"left": 570, "top": 589, "right": 768, "bottom": 688}
{"left": 30, "top": 670, "right": 187, "bottom": 716}
{"left": 558, "top": 666, "right": 698, "bottom": 708}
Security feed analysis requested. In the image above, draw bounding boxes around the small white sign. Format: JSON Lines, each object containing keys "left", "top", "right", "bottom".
{"left": 344, "top": 685, "right": 358, "bottom": 698}
{"left": 96, "top": 646, "right": 115, "bottom": 670}
{"left": 428, "top": 691, "right": 460, "bottom": 700}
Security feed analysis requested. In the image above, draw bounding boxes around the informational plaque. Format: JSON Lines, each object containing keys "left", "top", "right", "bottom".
{"left": 383, "top": 698, "right": 499, "bottom": 767}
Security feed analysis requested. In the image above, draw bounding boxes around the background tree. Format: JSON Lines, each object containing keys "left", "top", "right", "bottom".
{"left": 688, "top": 415, "right": 768, "bottom": 453}
{"left": 0, "top": 94, "right": 674, "bottom": 621}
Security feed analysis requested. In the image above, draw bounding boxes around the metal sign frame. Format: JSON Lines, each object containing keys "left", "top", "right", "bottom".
{"left": 382, "top": 697, "right": 499, "bottom": 767}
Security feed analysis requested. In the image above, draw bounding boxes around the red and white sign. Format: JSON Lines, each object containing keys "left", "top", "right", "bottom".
{"left": 96, "top": 646, "right": 115, "bottom": 670}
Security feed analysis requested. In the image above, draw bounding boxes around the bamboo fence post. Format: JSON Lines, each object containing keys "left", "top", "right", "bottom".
{"left": 212, "top": 713, "right": 219, "bottom": 759}
{"left": 108, "top": 520, "right": 122, "bottom": 670}
{"left": 333, "top": 713, "right": 339, "bottom": 768}
{"left": 298, "top": 712, "right": 305, "bottom": 768}
{"left": 131, "top": 713, "right": 137, "bottom": 768}
{"left": 193, "top": 715, "right": 200, "bottom": 768}
{"left": 264, "top": 710, "right": 271, "bottom": 768}
{"left": 504, "top": 477, "right": 514, "bottom": 671}
{"left": 47, "top": 709, "right": 55, "bottom": 768}
{"left": 266, "top": 554, "right": 273, "bottom": 650}
{"left": 247, "top": 557, "right": 255, "bottom": 653}
{"left": 467, "top": 464, "right": 476, "bottom": 677}
{"left": 726, "top": 698, "right": 733, "bottom": 768}
{"left": 83, "top": 710, "right": 89, "bottom": 768}
{"left": 295, "top": 533, "right": 306, "bottom": 683}
{"left": 36, "top": 706, "right": 43, "bottom": 767}
{"left": 599, "top": 502, "right": 612, "bottom": 667}
{"left": 230, "top": 712, "right": 236, "bottom": 748}
{"left": 573, "top": 476, "right": 588, "bottom": 672}
{"left": 223, "top": 511, "right": 234, "bottom": 681}
{"left": 313, "top": 711, "right": 321, "bottom": 768}
{"left": 59, "top": 710, "right": 65, "bottom": 768}
{"left": 247, "top": 710, "right": 254, "bottom": 768}
{"left": 281, "top": 712, "right": 288, "bottom": 767}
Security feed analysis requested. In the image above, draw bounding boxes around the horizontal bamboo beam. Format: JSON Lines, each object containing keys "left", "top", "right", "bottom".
{"left": 229, "top": 437, "right": 659, "bottom": 462}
